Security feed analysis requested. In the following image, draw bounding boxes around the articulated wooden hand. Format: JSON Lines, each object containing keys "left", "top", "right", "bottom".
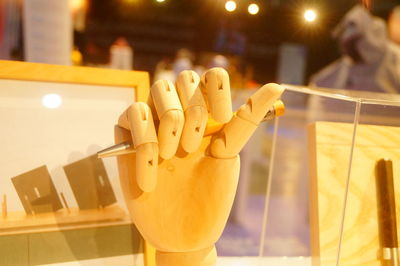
{"left": 115, "top": 68, "right": 284, "bottom": 266}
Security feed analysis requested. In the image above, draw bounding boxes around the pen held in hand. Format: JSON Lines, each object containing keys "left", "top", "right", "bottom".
{"left": 98, "top": 100, "right": 284, "bottom": 158}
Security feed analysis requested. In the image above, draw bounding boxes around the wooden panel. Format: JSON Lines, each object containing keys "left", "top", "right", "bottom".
{"left": 63, "top": 155, "right": 116, "bottom": 210}
{"left": 0, "top": 205, "right": 127, "bottom": 235}
{"left": 0, "top": 235, "right": 29, "bottom": 266}
{"left": 309, "top": 122, "right": 400, "bottom": 266}
{"left": 11, "top": 165, "right": 62, "bottom": 214}
{"left": 29, "top": 224, "right": 142, "bottom": 265}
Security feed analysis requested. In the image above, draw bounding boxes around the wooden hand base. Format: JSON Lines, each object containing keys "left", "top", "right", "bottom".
{"left": 156, "top": 246, "right": 216, "bottom": 266}
{"left": 115, "top": 126, "right": 240, "bottom": 264}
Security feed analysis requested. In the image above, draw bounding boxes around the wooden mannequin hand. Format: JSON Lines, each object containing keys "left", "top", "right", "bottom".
{"left": 115, "top": 68, "right": 284, "bottom": 266}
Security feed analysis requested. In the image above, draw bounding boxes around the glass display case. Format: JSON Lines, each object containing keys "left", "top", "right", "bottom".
{"left": 218, "top": 84, "right": 400, "bottom": 266}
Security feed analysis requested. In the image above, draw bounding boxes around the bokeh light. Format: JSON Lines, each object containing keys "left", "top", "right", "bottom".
{"left": 69, "top": 0, "right": 86, "bottom": 11}
{"left": 304, "top": 9, "right": 317, "bottom": 22}
{"left": 225, "top": 1, "right": 237, "bottom": 12}
{"left": 42, "top": 94, "right": 62, "bottom": 109}
{"left": 156, "top": 0, "right": 165, "bottom": 2}
{"left": 248, "top": 3, "right": 259, "bottom": 15}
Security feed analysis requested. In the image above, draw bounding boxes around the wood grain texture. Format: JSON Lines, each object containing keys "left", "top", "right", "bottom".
{"left": 309, "top": 122, "right": 400, "bottom": 266}
{"left": 0, "top": 60, "right": 150, "bottom": 101}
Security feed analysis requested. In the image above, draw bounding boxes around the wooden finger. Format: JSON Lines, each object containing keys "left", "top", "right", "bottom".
{"left": 151, "top": 80, "right": 184, "bottom": 159}
{"left": 176, "top": 70, "right": 208, "bottom": 153}
{"left": 125, "top": 102, "right": 158, "bottom": 192}
{"left": 201, "top": 68, "right": 232, "bottom": 123}
{"left": 118, "top": 108, "right": 130, "bottom": 131}
{"left": 135, "top": 143, "right": 158, "bottom": 192}
{"left": 210, "top": 83, "right": 285, "bottom": 158}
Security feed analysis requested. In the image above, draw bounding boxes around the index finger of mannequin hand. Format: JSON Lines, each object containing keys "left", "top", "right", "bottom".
{"left": 201, "top": 68, "right": 232, "bottom": 123}
{"left": 210, "top": 83, "right": 285, "bottom": 159}
{"left": 176, "top": 70, "right": 208, "bottom": 153}
{"left": 151, "top": 80, "right": 184, "bottom": 159}
{"left": 118, "top": 100, "right": 157, "bottom": 133}
{"left": 127, "top": 102, "right": 158, "bottom": 192}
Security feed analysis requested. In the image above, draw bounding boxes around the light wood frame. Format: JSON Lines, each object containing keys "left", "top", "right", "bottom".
{"left": 0, "top": 60, "right": 150, "bottom": 101}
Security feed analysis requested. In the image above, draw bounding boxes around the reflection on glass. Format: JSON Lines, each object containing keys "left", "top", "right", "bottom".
{"left": 41, "top": 93, "right": 62, "bottom": 109}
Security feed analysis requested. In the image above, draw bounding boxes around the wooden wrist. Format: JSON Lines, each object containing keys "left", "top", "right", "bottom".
{"left": 155, "top": 246, "right": 216, "bottom": 266}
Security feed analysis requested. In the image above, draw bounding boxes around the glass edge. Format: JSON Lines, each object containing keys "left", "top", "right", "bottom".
{"left": 282, "top": 84, "right": 400, "bottom": 107}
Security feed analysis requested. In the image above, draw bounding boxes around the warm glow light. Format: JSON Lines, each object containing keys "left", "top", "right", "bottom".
{"left": 248, "top": 3, "right": 259, "bottom": 15}
{"left": 70, "top": 0, "right": 85, "bottom": 11}
{"left": 42, "top": 94, "right": 62, "bottom": 109}
{"left": 156, "top": 0, "right": 165, "bottom": 2}
{"left": 304, "top": 9, "right": 317, "bottom": 22}
{"left": 225, "top": 1, "right": 237, "bottom": 12}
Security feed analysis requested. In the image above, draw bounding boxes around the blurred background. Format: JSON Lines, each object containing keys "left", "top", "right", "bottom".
{"left": 2, "top": 0, "right": 400, "bottom": 87}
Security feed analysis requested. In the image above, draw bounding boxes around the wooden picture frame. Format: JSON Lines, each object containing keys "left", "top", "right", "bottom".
{"left": 0, "top": 60, "right": 149, "bottom": 101}
{"left": 0, "top": 60, "right": 154, "bottom": 266}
